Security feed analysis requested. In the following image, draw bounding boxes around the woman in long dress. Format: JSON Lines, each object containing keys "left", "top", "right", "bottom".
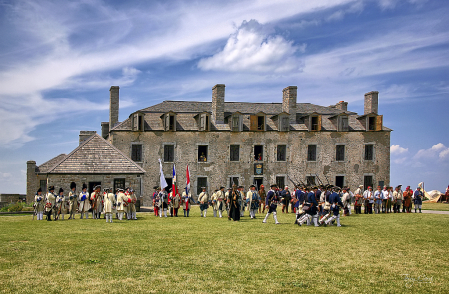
{"left": 230, "top": 186, "right": 240, "bottom": 221}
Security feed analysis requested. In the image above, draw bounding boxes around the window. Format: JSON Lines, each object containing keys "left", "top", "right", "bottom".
{"left": 336, "top": 145, "right": 345, "bottom": 161}
{"left": 229, "top": 177, "right": 239, "bottom": 188}
{"left": 368, "top": 116, "right": 375, "bottom": 131}
{"left": 335, "top": 176, "right": 344, "bottom": 188}
{"left": 114, "top": 178, "right": 125, "bottom": 193}
{"left": 276, "top": 176, "right": 285, "bottom": 189}
{"left": 131, "top": 144, "right": 142, "bottom": 162}
{"left": 280, "top": 116, "right": 290, "bottom": 132}
{"left": 39, "top": 180, "right": 47, "bottom": 193}
{"left": 365, "top": 145, "right": 374, "bottom": 160}
{"left": 309, "top": 115, "right": 322, "bottom": 131}
{"left": 165, "top": 178, "right": 173, "bottom": 192}
{"left": 196, "top": 177, "right": 207, "bottom": 195}
{"left": 364, "top": 175, "right": 373, "bottom": 190}
{"left": 338, "top": 115, "right": 349, "bottom": 132}
{"left": 277, "top": 145, "right": 287, "bottom": 161}
{"left": 198, "top": 145, "right": 208, "bottom": 162}
{"left": 258, "top": 116, "right": 265, "bottom": 131}
{"left": 307, "top": 145, "right": 317, "bottom": 161}
{"left": 199, "top": 113, "right": 210, "bottom": 131}
{"left": 254, "top": 145, "right": 263, "bottom": 161}
{"left": 230, "top": 145, "right": 240, "bottom": 161}
{"left": 163, "top": 113, "right": 176, "bottom": 131}
{"left": 164, "top": 145, "right": 174, "bottom": 162}
{"left": 132, "top": 112, "right": 144, "bottom": 131}
{"left": 231, "top": 114, "right": 242, "bottom": 132}
{"left": 306, "top": 176, "right": 316, "bottom": 186}
{"left": 250, "top": 114, "right": 266, "bottom": 131}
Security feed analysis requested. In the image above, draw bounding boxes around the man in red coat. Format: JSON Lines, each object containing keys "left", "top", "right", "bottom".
{"left": 403, "top": 186, "right": 413, "bottom": 213}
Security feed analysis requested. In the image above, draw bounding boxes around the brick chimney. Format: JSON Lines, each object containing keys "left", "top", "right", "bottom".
{"left": 79, "top": 131, "right": 96, "bottom": 145}
{"left": 212, "top": 84, "right": 225, "bottom": 124}
{"left": 335, "top": 101, "right": 348, "bottom": 111}
{"left": 109, "top": 86, "right": 119, "bottom": 130}
{"left": 282, "top": 86, "right": 297, "bottom": 122}
{"left": 364, "top": 91, "right": 378, "bottom": 115}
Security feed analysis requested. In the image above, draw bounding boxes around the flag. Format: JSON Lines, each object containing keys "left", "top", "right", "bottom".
{"left": 172, "top": 164, "right": 178, "bottom": 197}
{"left": 186, "top": 164, "right": 191, "bottom": 195}
{"left": 158, "top": 159, "right": 168, "bottom": 190}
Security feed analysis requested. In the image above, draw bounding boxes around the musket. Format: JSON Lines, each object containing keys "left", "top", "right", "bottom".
{"left": 323, "top": 173, "right": 330, "bottom": 185}
{"left": 287, "top": 175, "right": 298, "bottom": 188}
{"left": 294, "top": 175, "right": 306, "bottom": 187}
{"left": 315, "top": 174, "right": 324, "bottom": 186}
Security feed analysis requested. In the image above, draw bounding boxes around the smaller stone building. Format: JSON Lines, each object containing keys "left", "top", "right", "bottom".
{"left": 26, "top": 132, "right": 145, "bottom": 203}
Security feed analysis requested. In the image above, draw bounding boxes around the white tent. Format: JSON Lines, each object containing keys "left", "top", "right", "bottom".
{"left": 418, "top": 182, "right": 442, "bottom": 202}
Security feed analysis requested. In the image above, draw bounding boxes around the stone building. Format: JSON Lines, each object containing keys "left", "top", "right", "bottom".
{"left": 27, "top": 84, "right": 391, "bottom": 206}
{"left": 26, "top": 132, "right": 145, "bottom": 203}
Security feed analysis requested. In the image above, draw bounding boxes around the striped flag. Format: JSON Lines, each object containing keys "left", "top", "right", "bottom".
{"left": 186, "top": 164, "right": 191, "bottom": 195}
{"left": 172, "top": 164, "right": 178, "bottom": 197}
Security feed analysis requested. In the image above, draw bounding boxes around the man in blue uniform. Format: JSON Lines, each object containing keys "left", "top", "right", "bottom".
{"left": 325, "top": 187, "right": 344, "bottom": 227}
{"left": 414, "top": 187, "right": 423, "bottom": 213}
{"left": 298, "top": 186, "right": 319, "bottom": 227}
{"left": 262, "top": 184, "right": 280, "bottom": 224}
{"left": 294, "top": 185, "right": 305, "bottom": 224}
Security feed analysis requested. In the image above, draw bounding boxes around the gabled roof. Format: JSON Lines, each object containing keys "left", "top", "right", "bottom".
{"left": 47, "top": 134, "right": 145, "bottom": 174}
{"left": 38, "top": 154, "right": 67, "bottom": 173}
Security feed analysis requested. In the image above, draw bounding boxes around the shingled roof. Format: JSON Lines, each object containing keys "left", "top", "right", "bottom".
{"left": 37, "top": 153, "right": 67, "bottom": 173}
{"left": 47, "top": 134, "right": 145, "bottom": 174}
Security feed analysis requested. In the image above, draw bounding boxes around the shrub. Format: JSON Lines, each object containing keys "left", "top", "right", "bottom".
{"left": 0, "top": 202, "right": 24, "bottom": 212}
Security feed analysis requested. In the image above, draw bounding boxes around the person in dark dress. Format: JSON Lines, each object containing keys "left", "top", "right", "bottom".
{"left": 230, "top": 186, "right": 240, "bottom": 221}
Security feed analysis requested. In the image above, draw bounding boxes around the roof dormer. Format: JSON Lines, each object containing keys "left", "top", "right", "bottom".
{"left": 130, "top": 111, "right": 145, "bottom": 132}
{"left": 329, "top": 113, "right": 349, "bottom": 132}
{"left": 250, "top": 112, "right": 266, "bottom": 131}
{"left": 160, "top": 111, "right": 177, "bottom": 131}
{"left": 194, "top": 112, "right": 211, "bottom": 131}
{"left": 271, "top": 112, "right": 290, "bottom": 132}
{"left": 357, "top": 113, "right": 382, "bottom": 131}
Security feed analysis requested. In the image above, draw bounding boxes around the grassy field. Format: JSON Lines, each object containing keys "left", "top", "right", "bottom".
{"left": 1, "top": 207, "right": 448, "bottom": 294}
{"left": 422, "top": 202, "right": 449, "bottom": 211}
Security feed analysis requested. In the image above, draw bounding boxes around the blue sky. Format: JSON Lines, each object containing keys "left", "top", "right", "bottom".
{"left": 0, "top": 0, "right": 448, "bottom": 193}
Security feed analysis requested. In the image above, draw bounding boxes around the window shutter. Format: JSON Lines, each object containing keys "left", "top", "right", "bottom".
{"left": 342, "top": 116, "right": 349, "bottom": 131}
{"left": 133, "top": 113, "right": 138, "bottom": 131}
{"left": 376, "top": 115, "right": 383, "bottom": 131}
{"left": 250, "top": 115, "right": 258, "bottom": 131}
{"left": 317, "top": 115, "right": 322, "bottom": 131}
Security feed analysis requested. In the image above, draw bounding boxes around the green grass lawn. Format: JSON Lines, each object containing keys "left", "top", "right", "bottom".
{"left": 422, "top": 202, "right": 449, "bottom": 211}
{"left": 1, "top": 207, "right": 448, "bottom": 293}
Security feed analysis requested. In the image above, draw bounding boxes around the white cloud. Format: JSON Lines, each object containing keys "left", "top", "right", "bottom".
{"left": 198, "top": 20, "right": 304, "bottom": 73}
{"left": 414, "top": 143, "right": 449, "bottom": 160}
{"left": 391, "top": 145, "right": 408, "bottom": 155}
{"left": 393, "top": 157, "right": 408, "bottom": 164}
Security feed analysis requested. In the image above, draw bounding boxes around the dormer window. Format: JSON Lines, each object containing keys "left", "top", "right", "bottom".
{"left": 337, "top": 115, "right": 349, "bottom": 132}
{"left": 307, "top": 113, "right": 321, "bottom": 131}
{"left": 229, "top": 112, "right": 243, "bottom": 132}
{"left": 161, "top": 112, "right": 177, "bottom": 131}
{"left": 280, "top": 116, "right": 289, "bottom": 132}
{"left": 250, "top": 112, "right": 266, "bottom": 131}
{"left": 364, "top": 114, "right": 382, "bottom": 131}
{"left": 131, "top": 112, "right": 144, "bottom": 131}
{"left": 195, "top": 112, "right": 210, "bottom": 131}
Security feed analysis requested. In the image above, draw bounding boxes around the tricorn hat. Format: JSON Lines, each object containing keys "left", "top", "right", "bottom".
{"left": 70, "top": 182, "right": 76, "bottom": 189}
{"left": 37, "top": 187, "right": 42, "bottom": 193}
{"left": 250, "top": 184, "right": 256, "bottom": 188}
{"left": 220, "top": 186, "right": 225, "bottom": 190}
{"left": 48, "top": 186, "right": 55, "bottom": 191}
{"left": 59, "top": 188, "right": 64, "bottom": 193}
{"left": 82, "top": 183, "right": 87, "bottom": 190}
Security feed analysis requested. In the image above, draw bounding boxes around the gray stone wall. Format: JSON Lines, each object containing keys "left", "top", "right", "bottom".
{"left": 111, "top": 129, "right": 390, "bottom": 206}
{"left": 109, "top": 86, "right": 120, "bottom": 130}
{"left": 26, "top": 161, "right": 37, "bottom": 203}
{"left": 282, "top": 86, "right": 297, "bottom": 122}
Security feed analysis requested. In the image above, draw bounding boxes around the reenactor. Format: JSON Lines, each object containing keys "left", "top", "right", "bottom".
{"left": 153, "top": 186, "right": 160, "bottom": 217}
{"left": 324, "top": 187, "right": 344, "bottom": 227}
{"left": 281, "top": 186, "right": 291, "bottom": 213}
{"left": 45, "top": 186, "right": 56, "bottom": 221}
{"left": 414, "top": 187, "right": 423, "bottom": 213}
{"left": 55, "top": 188, "right": 68, "bottom": 220}
{"left": 116, "top": 188, "right": 127, "bottom": 220}
{"left": 363, "top": 186, "right": 374, "bottom": 214}
{"left": 262, "top": 184, "right": 280, "bottom": 224}
{"left": 181, "top": 187, "right": 193, "bottom": 217}
{"left": 341, "top": 187, "right": 351, "bottom": 216}
{"left": 298, "top": 186, "right": 319, "bottom": 226}
{"left": 238, "top": 186, "right": 246, "bottom": 217}
{"left": 127, "top": 188, "right": 137, "bottom": 220}
{"left": 258, "top": 185, "right": 266, "bottom": 214}
{"left": 393, "top": 185, "right": 403, "bottom": 213}
{"left": 198, "top": 187, "right": 209, "bottom": 217}
{"left": 225, "top": 187, "right": 232, "bottom": 220}
{"left": 403, "top": 186, "right": 413, "bottom": 213}
{"left": 90, "top": 185, "right": 102, "bottom": 219}
{"left": 78, "top": 183, "right": 90, "bottom": 219}
{"left": 159, "top": 188, "right": 168, "bottom": 217}
{"left": 353, "top": 185, "right": 364, "bottom": 214}
{"left": 103, "top": 187, "right": 116, "bottom": 223}
{"left": 319, "top": 187, "right": 332, "bottom": 225}
{"left": 216, "top": 187, "right": 226, "bottom": 218}
{"left": 246, "top": 184, "right": 260, "bottom": 219}
{"left": 34, "top": 188, "right": 44, "bottom": 220}
{"left": 211, "top": 189, "right": 219, "bottom": 217}
{"left": 68, "top": 182, "right": 78, "bottom": 219}
{"left": 171, "top": 189, "right": 180, "bottom": 217}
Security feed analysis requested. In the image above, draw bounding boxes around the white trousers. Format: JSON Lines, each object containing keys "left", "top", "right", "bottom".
{"left": 263, "top": 212, "right": 279, "bottom": 224}
{"left": 37, "top": 212, "right": 44, "bottom": 220}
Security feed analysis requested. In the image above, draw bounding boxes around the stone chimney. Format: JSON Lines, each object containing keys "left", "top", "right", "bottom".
{"left": 26, "top": 161, "right": 37, "bottom": 204}
{"left": 212, "top": 84, "right": 225, "bottom": 124}
{"left": 79, "top": 131, "right": 96, "bottom": 145}
{"left": 101, "top": 122, "right": 109, "bottom": 139}
{"left": 335, "top": 101, "right": 348, "bottom": 111}
{"left": 109, "top": 86, "right": 119, "bottom": 130}
{"left": 282, "top": 86, "right": 297, "bottom": 122}
{"left": 364, "top": 91, "right": 378, "bottom": 115}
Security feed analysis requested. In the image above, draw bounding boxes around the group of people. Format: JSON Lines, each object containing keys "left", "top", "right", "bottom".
{"left": 33, "top": 182, "right": 138, "bottom": 222}
{"left": 151, "top": 182, "right": 427, "bottom": 227}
